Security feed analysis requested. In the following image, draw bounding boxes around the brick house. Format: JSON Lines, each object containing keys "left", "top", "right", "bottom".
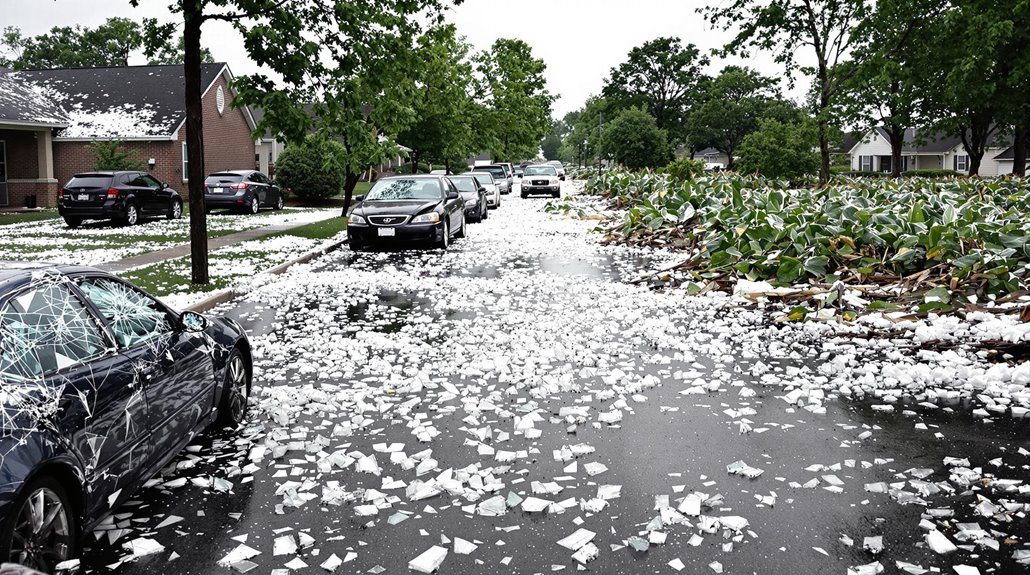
{"left": 0, "top": 72, "right": 69, "bottom": 208}
{"left": 5, "top": 63, "right": 259, "bottom": 207}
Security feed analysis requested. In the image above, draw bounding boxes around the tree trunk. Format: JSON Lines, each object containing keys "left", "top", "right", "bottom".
{"left": 183, "top": 4, "right": 208, "bottom": 284}
{"left": 888, "top": 126, "right": 905, "bottom": 178}
{"left": 343, "top": 170, "right": 361, "bottom": 210}
{"left": 1013, "top": 124, "right": 1027, "bottom": 177}
{"left": 817, "top": 117, "right": 831, "bottom": 186}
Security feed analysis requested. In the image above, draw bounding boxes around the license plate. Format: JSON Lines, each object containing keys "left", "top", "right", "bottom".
{"left": 377, "top": 228, "right": 396, "bottom": 237}
{"left": 76, "top": 194, "right": 90, "bottom": 201}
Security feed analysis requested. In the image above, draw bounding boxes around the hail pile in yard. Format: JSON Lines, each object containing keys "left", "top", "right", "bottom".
{"left": 83, "top": 186, "right": 1030, "bottom": 575}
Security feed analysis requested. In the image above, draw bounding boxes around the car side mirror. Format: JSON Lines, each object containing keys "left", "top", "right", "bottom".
{"left": 179, "top": 311, "right": 208, "bottom": 333}
{"left": 479, "top": 186, "right": 486, "bottom": 192}
{"left": 447, "top": 191, "right": 460, "bottom": 200}
{"left": 161, "top": 182, "right": 170, "bottom": 189}
{"left": 560, "top": 175, "right": 566, "bottom": 181}
{"left": 353, "top": 195, "right": 365, "bottom": 203}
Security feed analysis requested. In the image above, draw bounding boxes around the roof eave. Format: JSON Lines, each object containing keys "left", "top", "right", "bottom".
{"left": 0, "top": 119, "right": 69, "bottom": 129}
{"left": 54, "top": 134, "right": 178, "bottom": 142}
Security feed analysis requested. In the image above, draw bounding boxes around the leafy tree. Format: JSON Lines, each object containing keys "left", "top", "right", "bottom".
{"left": 91, "top": 140, "right": 144, "bottom": 171}
{"left": 475, "top": 38, "right": 555, "bottom": 162}
{"left": 559, "top": 95, "right": 612, "bottom": 168}
{"left": 602, "top": 37, "right": 709, "bottom": 144}
{"left": 275, "top": 135, "right": 347, "bottom": 202}
{"left": 686, "top": 66, "right": 797, "bottom": 169}
{"left": 397, "top": 25, "right": 474, "bottom": 177}
{"left": 136, "top": 0, "right": 455, "bottom": 284}
{"left": 702, "top": 0, "right": 873, "bottom": 185}
{"left": 0, "top": 18, "right": 142, "bottom": 69}
{"left": 540, "top": 132, "right": 561, "bottom": 160}
{"left": 835, "top": 0, "right": 938, "bottom": 177}
{"left": 737, "top": 118, "right": 819, "bottom": 181}
{"left": 146, "top": 35, "right": 215, "bottom": 65}
{"left": 600, "top": 108, "right": 671, "bottom": 170}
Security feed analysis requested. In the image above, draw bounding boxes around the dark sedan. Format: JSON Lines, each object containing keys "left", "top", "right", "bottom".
{"left": 347, "top": 175, "right": 466, "bottom": 251}
{"left": 449, "top": 175, "right": 489, "bottom": 223}
{"left": 58, "top": 172, "right": 183, "bottom": 228}
{"left": 0, "top": 265, "right": 252, "bottom": 571}
{"left": 204, "top": 171, "right": 284, "bottom": 214}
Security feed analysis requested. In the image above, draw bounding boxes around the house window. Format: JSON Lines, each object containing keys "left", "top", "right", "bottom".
{"left": 216, "top": 86, "right": 225, "bottom": 115}
{"left": 859, "top": 155, "right": 873, "bottom": 171}
{"left": 182, "top": 142, "right": 188, "bottom": 182}
{"left": 956, "top": 155, "right": 969, "bottom": 171}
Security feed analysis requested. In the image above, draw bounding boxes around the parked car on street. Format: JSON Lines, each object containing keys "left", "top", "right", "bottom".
{"left": 464, "top": 172, "right": 501, "bottom": 208}
{"left": 546, "top": 160, "right": 567, "bottom": 180}
{"left": 521, "top": 165, "right": 562, "bottom": 198}
{"left": 347, "top": 175, "right": 466, "bottom": 251}
{"left": 472, "top": 165, "right": 511, "bottom": 195}
{"left": 204, "top": 171, "right": 284, "bottom": 214}
{"left": 498, "top": 162, "right": 516, "bottom": 181}
{"left": 58, "top": 171, "right": 182, "bottom": 228}
{"left": 0, "top": 264, "right": 252, "bottom": 572}
{"left": 449, "top": 175, "right": 489, "bottom": 223}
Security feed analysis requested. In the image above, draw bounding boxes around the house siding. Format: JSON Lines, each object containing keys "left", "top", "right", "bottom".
{"left": 1, "top": 128, "right": 58, "bottom": 208}
{"left": 849, "top": 131, "right": 892, "bottom": 170}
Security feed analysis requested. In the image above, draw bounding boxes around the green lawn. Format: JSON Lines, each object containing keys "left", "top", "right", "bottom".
{"left": 123, "top": 216, "right": 347, "bottom": 298}
{"left": 0, "top": 210, "right": 60, "bottom": 226}
{"left": 285, "top": 182, "right": 372, "bottom": 209}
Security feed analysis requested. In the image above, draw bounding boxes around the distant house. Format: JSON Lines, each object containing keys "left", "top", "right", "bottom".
{"left": 693, "top": 147, "right": 731, "bottom": 168}
{"left": 847, "top": 127, "right": 1014, "bottom": 176}
{"left": 3, "top": 63, "right": 261, "bottom": 207}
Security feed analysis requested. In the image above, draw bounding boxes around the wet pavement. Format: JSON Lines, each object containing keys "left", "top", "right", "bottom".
{"left": 79, "top": 182, "right": 1030, "bottom": 575}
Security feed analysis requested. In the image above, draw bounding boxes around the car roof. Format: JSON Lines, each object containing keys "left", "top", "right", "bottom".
{"left": 0, "top": 264, "right": 111, "bottom": 295}
{"left": 379, "top": 174, "right": 444, "bottom": 181}
{"left": 71, "top": 171, "right": 135, "bottom": 177}
{"left": 209, "top": 170, "right": 254, "bottom": 176}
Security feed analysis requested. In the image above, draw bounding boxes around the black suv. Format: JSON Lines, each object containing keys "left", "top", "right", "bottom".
{"left": 58, "top": 172, "right": 183, "bottom": 227}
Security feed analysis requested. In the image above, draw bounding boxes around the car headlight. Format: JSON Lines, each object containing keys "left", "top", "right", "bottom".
{"left": 348, "top": 213, "right": 366, "bottom": 224}
{"left": 412, "top": 212, "right": 440, "bottom": 224}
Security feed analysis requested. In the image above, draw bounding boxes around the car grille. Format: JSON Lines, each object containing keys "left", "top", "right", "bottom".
{"left": 532, "top": 180, "right": 548, "bottom": 186}
{"left": 369, "top": 215, "right": 410, "bottom": 226}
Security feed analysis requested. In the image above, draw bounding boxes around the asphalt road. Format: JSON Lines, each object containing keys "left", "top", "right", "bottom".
{"left": 78, "top": 182, "right": 1030, "bottom": 575}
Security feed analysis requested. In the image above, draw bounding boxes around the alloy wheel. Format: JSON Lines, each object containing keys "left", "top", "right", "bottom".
{"left": 172, "top": 201, "right": 182, "bottom": 219}
{"left": 126, "top": 205, "right": 138, "bottom": 225}
{"left": 10, "top": 487, "right": 71, "bottom": 572}
{"left": 250, "top": 198, "right": 259, "bottom": 214}
{"left": 227, "top": 353, "right": 248, "bottom": 423}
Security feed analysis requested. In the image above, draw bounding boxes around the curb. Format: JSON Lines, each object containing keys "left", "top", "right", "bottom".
{"left": 185, "top": 238, "right": 348, "bottom": 313}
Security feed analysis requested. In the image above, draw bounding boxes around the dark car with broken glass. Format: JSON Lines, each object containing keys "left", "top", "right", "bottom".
{"left": 346, "top": 175, "right": 466, "bottom": 251}
{"left": 0, "top": 264, "right": 252, "bottom": 572}
{"left": 58, "top": 172, "right": 183, "bottom": 228}
{"left": 204, "top": 170, "right": 285, "bottom": 214}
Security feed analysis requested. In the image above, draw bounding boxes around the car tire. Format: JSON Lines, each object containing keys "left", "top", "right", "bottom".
{"left": 0, "top": 476, "right": 77, "bottom": 573}
{"left": 63, "top": 216, "right": 82, "bottom": 228}
{"left": 436, "top": 220, "right": 450, "bottom": 250}
{"left": 482, "top": 203, "right": 489, "bottom": 220}
{"left": 249, "top": 197, "right": 260, "bottom": 215}
{"left": 168, "top": 198, "right": 183, "bottom": 220}
{"left": 552, "top": 192, "right": 560, "bottom": 198}
{"left": 121, "top": 202, "right": 140, "bottom": 226}
{"left": 521, "top": 193, "right": 528, "bottom": 199}
{"left": 216, "top": 347, "right": 250, "bottom": 427}
{"left": 349, "top": 239, "right": 364, "bottom": 252}
{"left": 274, "top": 194, "right": 284, "bottom": 210}
{"left": 455, "top": 216, "right": 466, "bottom": 239}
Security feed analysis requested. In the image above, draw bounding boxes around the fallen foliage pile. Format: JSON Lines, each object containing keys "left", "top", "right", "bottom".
{"left": 582, "top": 171, "right": 1030, "bottom": 315}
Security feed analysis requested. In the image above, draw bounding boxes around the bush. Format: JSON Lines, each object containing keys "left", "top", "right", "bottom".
{"left": 275, "top": 135, "right": 347, "bottom": 202}
{"left": 660, "top": 158, "right": 706, "bottom": 183}
{"left": 836, "top": 171, "right": 890, "bottom": 178}
{"left": 737, "top": 118, "right": 819, "bottom": 182}
{"left": 91, "top": 140, "right": 144, "bottom": 171}
{"left": 903, "top": 169, "right": 959, "bottom": 178}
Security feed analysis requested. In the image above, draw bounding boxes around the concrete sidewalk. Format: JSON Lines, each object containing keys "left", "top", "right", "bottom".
{"left": 98, "top": 221, "right": 327, "bottom": 273}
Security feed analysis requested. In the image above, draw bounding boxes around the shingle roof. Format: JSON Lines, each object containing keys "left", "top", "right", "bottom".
{"left": 866, "top": 127, "right": 1012, "bottom": 154}
{"left": 14, "top": 63, "right": 226, "bottom": 140}
{"left": 695, "top": 147, "right": 722, "bottom": 156}
{"left": 0, "top": 72, "right": 69, "bottom": 128}
{"left": 995, "top": 146, "right": 1014, "bottom": 160}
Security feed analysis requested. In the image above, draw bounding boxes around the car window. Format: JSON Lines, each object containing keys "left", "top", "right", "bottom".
{"left": 205, "top": 174, "right": 244, "bottom": 185}
{"left": 451, "top": 177, "right": 478, "bottom": 193}
{"left": 0, "top": 283, "right": 107, "bottom": 380}
{"left": 365, "top": 179, "right": 443, "bottom": 201}
{"left": 525, "top": 166, "right": 557, "bottom": 176}
{"left": 141, "top": 175, "right": 162, "bottom": 188}
{"left": 66, "top": 175, "right": 113, "bottom": 189}
{"left": 77, "top": 278, "right": 173, "bottom": 349}
{"left": 470, "top": 173, "right": 494, "bottom": 185}
{"left": 249, "top": 172, "right": 266, "bottom": 184}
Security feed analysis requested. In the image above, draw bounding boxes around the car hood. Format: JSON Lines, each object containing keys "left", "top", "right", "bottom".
{"left": 459, "top": 192, "right": 479, "bottom": 202}
{"left": 357, "top": 200, "right": 442, "bottom": 216}
{"left": 525, "top": 175, "right": 558, "bottom": 181}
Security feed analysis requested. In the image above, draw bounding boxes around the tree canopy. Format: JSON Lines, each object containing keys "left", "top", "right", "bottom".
{"left": 686, "top": 66, "right": 797, "bottom": 168}
{"left": 602, "top": 37, "right": 709, "bottom": 144}
{"left": 600, "top": 107, "right": 671, "bottom": 170}
{"left": 0, "top": 19, "right": 212, "bottom": 69}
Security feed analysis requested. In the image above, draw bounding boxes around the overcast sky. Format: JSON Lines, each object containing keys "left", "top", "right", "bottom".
{"left": 3, "top": 0, "right": 808, "bottom": 119}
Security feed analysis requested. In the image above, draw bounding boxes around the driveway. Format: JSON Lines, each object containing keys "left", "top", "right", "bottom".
{"left": 77, "top": 182, "right": 1030, "bottom": 575}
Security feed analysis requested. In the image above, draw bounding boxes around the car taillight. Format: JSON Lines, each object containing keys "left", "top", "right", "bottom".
{"left": 107, "top": 187, "right": 119, "bottom": 199}
{"left": 58, "top": 189, "right": 65, "bottom": 199}
{"left": 230, "top": 182, "right": 249, "bottom": 190}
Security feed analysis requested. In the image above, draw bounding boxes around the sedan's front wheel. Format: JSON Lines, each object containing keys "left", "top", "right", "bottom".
{"left": 455, "top": 215, "right": 466, "bottom": 239}
{"left": 249, "top": 197, "right": 260, "bottom": 215}
{"left": 216, "top": 348, "right": 250, "bottom": 427}
{"left": 435, "top": 220, "right": 450, "bottom": 250}
{"left": 0, "top": 477, "right": 76, "bottom": 573}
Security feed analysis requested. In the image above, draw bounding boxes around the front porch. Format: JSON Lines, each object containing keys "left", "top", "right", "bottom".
{"left": 0, "top": 126, "right": 60, "bottom": 208}
{"left": 862, "top": 154, "right": 945, "bottom": 173}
